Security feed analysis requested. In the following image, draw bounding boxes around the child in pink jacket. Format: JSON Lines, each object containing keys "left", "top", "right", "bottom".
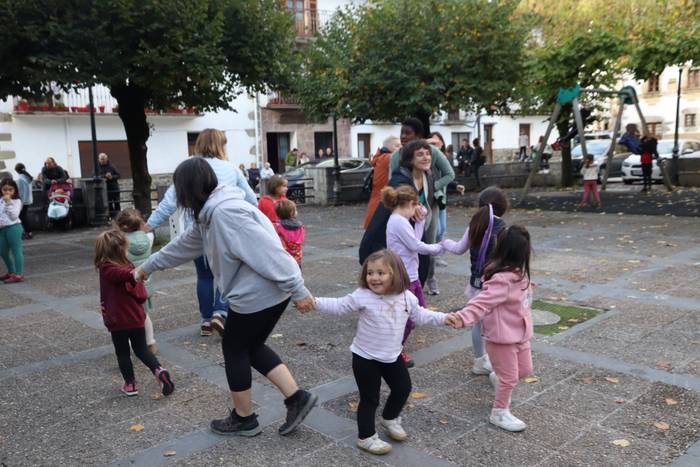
{"left": 450, "top": 225, "right": 533, "bottom": 432}
{"left": 274, "top": 199, "right": 305, "bottom": 266}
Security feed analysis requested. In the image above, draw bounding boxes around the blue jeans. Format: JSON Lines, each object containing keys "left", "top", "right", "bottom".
{"left": 194, "top": 256, "right": 228, "bottom": 322}
{"left": 436, "top": 208, "right": 447, "bottom": 242}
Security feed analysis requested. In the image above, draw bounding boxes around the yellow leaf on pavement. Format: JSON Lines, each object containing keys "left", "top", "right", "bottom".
{"left": 656, "top": 361, "right": 672, "bottom": 370}
{"left": 557, "top": 326, "right": 569, "bottom": 330}
{"left": 410, "top": 392, "right": 428, "bottom": 399}
{"left": 348, "top": 401, "right": 359, "bottom": 413}
{"left": 605, "top": 377, "right": 619, "bottom": 384}
{"left": 151, "top": 393, "right": 163, "bottom": 400}
{"left": 612, "top": 439, "right": 630, "bottom": 447}
{"left": 665, "top": 398, "right": 678, "bottom": 406}
{"left": 163, "top": 451, "right": 177, "bottom": 457}
{"left": 654, "top": 422, "right": 670, "bottom": 430}
{"left": 524, "top": 376, "right": 539, "bottom": 384}
{"left": 581, "top": 377, "right": 594, "bottom": 384}
{"left": 129, "top": 424, "right": 145, "bottom": 432}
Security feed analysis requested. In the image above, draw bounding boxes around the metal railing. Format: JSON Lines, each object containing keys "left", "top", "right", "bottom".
{"left": 290, "top": 8, "right": 333, "bottom": 38}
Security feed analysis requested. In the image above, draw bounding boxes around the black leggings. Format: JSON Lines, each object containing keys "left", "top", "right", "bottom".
{"left": 642, "top": 163, "right": 652, "bottom": 188}
{"left": 222, "top": 299, "right": 289, "bottom": 392}
{"left": 352, "top": 353, "right": 412, "bottom": 439}
{"left": 111, "top": 327, "right": 160, "bottom": 383}
{"left": 19, "top": 205, "right": 31, "bottom": 234}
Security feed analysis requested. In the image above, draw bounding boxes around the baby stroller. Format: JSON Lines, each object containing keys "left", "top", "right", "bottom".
{"left": 47, "top": 180, "right": 73, "bottom": 229}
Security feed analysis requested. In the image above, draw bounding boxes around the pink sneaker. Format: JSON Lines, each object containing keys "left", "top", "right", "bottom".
{"left": 4, "top": 273, "right": 24, "bottom": 283}
{"left": 0, "top": 272, "right": 10, "bottom": 281}
{"left": 155, "top": 367, "right": 174, "bottom": 396}
{"left": 121, "top": 381, "right": 138, "bottom": 397}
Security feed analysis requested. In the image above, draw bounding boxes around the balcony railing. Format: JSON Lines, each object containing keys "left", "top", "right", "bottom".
{"left": 290, "top": 8, "right": 333, "bottom": 38}
{"left": 267, "top": 91, "right": 300, "bottom": 109}
{"left": 12, "top": 84, "right": 198, "bottom": 116}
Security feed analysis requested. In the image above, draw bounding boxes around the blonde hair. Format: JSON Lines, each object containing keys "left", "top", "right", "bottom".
{"left": 380, "top": 185, "right": 418, "bottom": 210}
{"left": 114, "top": 208, "right": 145, "bottom": 233}
{"left": 359, "top": 250, "right": 410, "bottom": 294}
{"left": 276, "top": 199, "right": 297, "bottom": 220}
{"left": 194, "top": 129, "right": 227, "bottom": 160}
{"left": 94, "top": 230, "right": 130, "bottom": 268}
{"left": 383, "top": 135, "right": 399, "bottom": 147}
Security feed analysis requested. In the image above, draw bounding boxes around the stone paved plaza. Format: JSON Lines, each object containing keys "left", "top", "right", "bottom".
{"left": 2, "top": 203, "right": 700, "bottom": 466}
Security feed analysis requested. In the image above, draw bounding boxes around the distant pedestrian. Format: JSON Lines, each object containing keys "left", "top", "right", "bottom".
{"left": 578, "top": 154, "right": 602, "bottom": 208}
{"left": 518, "top": 131, "right": 529, "bottom": 162}
{"left": 640, "top": 135, "right": 658, "bottom": 192}
{"left": 536, "top": 136, "right": 552, "bottom": 173}
{"left": 470, "top": 138, "right": 485, "bottom": 189}
{"left": 14, "top": 163, "right": 34, "bottom": 239}
{"left": 94, "top": 229, "right": 174, "bottom": 398}
{"left": 96, "top": 153, "right": 121, "bottom": 218}
{"left": 41, "top": 157, "right": 68, "bottom": 200}
{"left": 457, "top": 139, "right": 472, "bottom": 176}
{"left": 326, "top": 147, "right": 334, "bottom": 159}
{"left": 619, "top": 123, "right": 641, "bottom": 155}
{"left": 316, "top": 148, "right": 325, "bottom": 160}
{"left": 450, "top": 225, "right": 534, "bottom": 432}
{"left": 0, "top": 178, "right": 25, "bottom": 283}
{"left": 114, "top": 208, "right": 158, "bottom": 354}
{"left": 274, "top": 199, "right": 305, "bottom": 266}
{"left": 248, "top": 162, "right": 261, "bottom": 191}
{"left": 260, "top": 162, "right": 275, "bottom": 195}
{"left": 441, "top": 186, "right": 509, "bottom": 377}
{"left": 299, "top": 152, "right": 310, "bottom": 165}
{"left": 259, "top": 175, "right": 289, "bottom": 224}
{"left": 363, "top": 136, "right": 400, "bottom": 229}
{"left": 308, "top": 249, "right": 452, "bottom": 455}
{"left": 285, "top": 148, "right": 299, "bottom": 169}
{"left": 239, "top": 163, "right": 248, "bottom": 179}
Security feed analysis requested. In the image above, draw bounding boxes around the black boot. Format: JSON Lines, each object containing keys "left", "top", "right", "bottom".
{"left": 278, "top": 390, "right": 318, "bottom": 435}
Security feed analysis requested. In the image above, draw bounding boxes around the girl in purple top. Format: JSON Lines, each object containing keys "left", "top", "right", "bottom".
{"left": 382, "top": 185, "right": 444, "bottom": 367}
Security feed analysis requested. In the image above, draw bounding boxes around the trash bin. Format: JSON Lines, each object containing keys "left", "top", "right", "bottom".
{"left": 81, "top": 177, "right": 109, "bottom": 226}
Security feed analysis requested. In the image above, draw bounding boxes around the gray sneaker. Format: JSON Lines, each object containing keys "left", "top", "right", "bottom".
{"left": 279, "top": 390, "right": 318, "bottom": 436}
{"left": 210, "top": 410, "right": 262, "bottom": 437}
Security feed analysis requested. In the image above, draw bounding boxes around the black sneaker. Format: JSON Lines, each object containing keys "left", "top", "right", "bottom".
{"left": 279, "top": 390, "right": 318, "bottom": 436}
{"left": 210, "top": 410, "right": 262, "bottom": 437}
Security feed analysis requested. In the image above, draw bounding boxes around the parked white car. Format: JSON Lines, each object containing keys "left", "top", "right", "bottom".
{"left": 621, "top": 139, "right": 700, "bottom": 184}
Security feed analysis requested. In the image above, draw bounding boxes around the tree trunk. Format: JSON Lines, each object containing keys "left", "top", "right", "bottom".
{"left": 414, "top": 109, "right": 431, "bottom": 137}
{"left": 111, "top": 85, "right": 153, "bottom": 216}
{"left": 557, "top": 109, "right": 574, "bottom": 187}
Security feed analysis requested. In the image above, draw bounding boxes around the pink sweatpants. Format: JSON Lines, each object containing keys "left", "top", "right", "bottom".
{"left": 485, "top": 341, "right": 533, "bottom": 409}
{"left": 581, "top": 180, "right": 600, "bottom": 204}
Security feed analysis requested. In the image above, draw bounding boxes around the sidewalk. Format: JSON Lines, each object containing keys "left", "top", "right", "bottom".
{"left": 1, "top": 205, "right": 700, "bottom": 466}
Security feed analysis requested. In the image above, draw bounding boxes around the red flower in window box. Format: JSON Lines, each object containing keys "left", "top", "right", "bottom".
{"left": 15, "top": 101, "right": 29, "bottom": 111}
{"left": 99, "top": 105, "right": 105, "bottom": 113}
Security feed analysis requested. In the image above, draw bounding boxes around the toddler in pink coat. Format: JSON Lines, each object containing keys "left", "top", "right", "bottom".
{"left": 450, "top": 225, "right": 533, "bottom": 432}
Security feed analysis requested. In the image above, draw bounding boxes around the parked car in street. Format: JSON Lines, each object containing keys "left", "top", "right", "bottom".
{"left": 621, "top": 139, "right": 700, "bottom": 184}
{"left": 283, "top": 158, "right": 372, "bottom": 203}
{"left": 571, "top": 139, "right": 626, "bottom": 181}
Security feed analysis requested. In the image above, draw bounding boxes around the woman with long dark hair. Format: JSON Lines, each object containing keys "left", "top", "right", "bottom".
{"left": 137, "top": 158, "right": 317, "bottom": 438}
{"left": 14, "top": 163, "right": 33, "bottom": 239}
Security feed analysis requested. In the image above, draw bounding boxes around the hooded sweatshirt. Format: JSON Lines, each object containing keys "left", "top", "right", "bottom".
{"left": 99, "top": 262, "right": 148, "bottom": 332}
{"left": 127, "top": 230, "right": 154, "bottom": 312}
{"left": 455, "top": 271, "right": 533, "bottom": 345}
{"left": 141, "top": 185, "right": 310, "bottom": 314}
{"left": 275, "top": 218, "right": 305, "bottom": 265}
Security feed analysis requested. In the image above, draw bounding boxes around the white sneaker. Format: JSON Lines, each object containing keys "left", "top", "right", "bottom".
{"left": 472, "top": 355, "right": 493, "bottom": 375}
{"left": 380, "top": 416, "right": 407, "bottom": 441}
{"left": 426, "top": 278, "right": 440, "bottom": 295}
{"left": 435, "top": 259, "right": 448, "bottom": 267}
{"left": 490, "top": 408, "right": 526, "bottom": 432}
{"left": 357, "top": 433, "right": 392, "bottom": 455}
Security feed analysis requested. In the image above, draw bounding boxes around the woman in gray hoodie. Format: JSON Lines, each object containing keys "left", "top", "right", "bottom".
{"left": 137, "top": 158, "right": 317, "bottom": 438}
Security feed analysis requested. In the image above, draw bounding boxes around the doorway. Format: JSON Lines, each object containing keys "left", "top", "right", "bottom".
{"left": 314, "top": 132, "right": 333, "bottom": 159}
{"left": 357, "top": 133, "right": 371, "bottom": 159}
{"left": 484, "top": 124, "right": 494, "bottom": 163}
{"left": 266, "top": 132, "right": 290, "bottom": 173}
{"left": 78, "top": 140, "right": 130, "bottom": 178}
{"left": 451, "top": 132, "right": 471, "bottom": 152}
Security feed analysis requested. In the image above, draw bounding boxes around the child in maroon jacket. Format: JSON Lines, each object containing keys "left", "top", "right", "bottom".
{"left": 274, "top": 199, "right": 305, "bottom": 266}
{"left": 95, "top": 230, "right": 174, "bottom": 397}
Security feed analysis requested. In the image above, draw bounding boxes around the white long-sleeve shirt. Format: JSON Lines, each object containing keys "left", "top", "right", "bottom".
{"left": 0, "top": 199, "right": 22, "bottom": 228}
{"left": 315, "top": 288, "right": 448, "bottom": 363}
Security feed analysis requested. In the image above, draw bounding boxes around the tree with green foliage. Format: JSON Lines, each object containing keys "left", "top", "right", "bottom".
{"left": 295, "top": 0, "right": 527, "bottom": 135}
{"left": 0, "top": 0, "right": 295, "bottom": 214}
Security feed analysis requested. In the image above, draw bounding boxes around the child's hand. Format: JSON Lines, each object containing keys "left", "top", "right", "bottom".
{"left": 133, "top": 267, "right": 148, "bottom": 282}
{"left": 294, "top": 295, "right": 315, "bottom": 314}
{"left": 456, "top": 184, "right": 465, "bottom": 195}
{"left": 445, "top": 313, "right": 464, "bottom": 329}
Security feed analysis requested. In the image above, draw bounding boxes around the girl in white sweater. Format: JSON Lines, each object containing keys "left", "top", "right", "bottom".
{"left": 307, "top": 249, "right": 454, "bottom": 455}
{"left": 0, "top": 179, "right": 25, "bottom": 283}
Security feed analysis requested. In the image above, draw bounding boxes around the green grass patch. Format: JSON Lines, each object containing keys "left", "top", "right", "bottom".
{"left": 533, "top": 300, "right": 602, "bottom": 336}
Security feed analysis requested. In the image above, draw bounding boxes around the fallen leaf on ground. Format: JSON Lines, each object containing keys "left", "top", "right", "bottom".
{"left": 665, "top": 398, "right": 678, "bottom": 406}
{"left": 348, "top": 401, "right": 359, "bottom": 412}
{"left": 296, "top": 342, "right": 307, "bottom": 347}
{"left": 271, "top": 333, "right": 283, "bottom": 338}
{"left": 151, "top": 393, "right": 163, "bottom": 400}
{"left": 612, "top": 439, "right": 630, "bottom": 447}
{"left": 581, "top": 377, "right": 594, "bottom": 384}
{"left": 524, "top": 376, "right": 539, "bottom": 384}
{"left": 567, "top": 318, "right": 580, "bottom": 324}
{"left": 439, "top": 420, "right": 449, "bottom": 425}
{"left": 129, "top": 424, "right": 145, "bottom": 432}
{"left": 410, "top": 392, "right": 428, "bottom": 399}
{"left": 654, "top": 421, "right": 670, "bottom": 430}
{"left": 605, "top": 377, "right": 620, "bottom": 384}
{"left": 656, "top": 361, "right": 672, "bottom": 369}
{"left": 557, "top": 326, "right": 569, "bottom": 330}
{"left": 163, "top": 451, "right": 176, "bottom": 457}
{"left": 428, "top": 306, "right": 438, "bottom": 311}
{"left": 614, "top": 399, "right": 625, "bottom": 404}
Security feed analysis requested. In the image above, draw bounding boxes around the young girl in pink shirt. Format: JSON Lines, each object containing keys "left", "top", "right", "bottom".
{"left": 451, "top": 225, "right": 533, "bottom": 432}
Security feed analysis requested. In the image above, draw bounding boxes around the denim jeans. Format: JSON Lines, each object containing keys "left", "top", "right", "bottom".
{"left": 193, "top": 256, "right": 228, "bottom": 322}
{"left": 436, "top": 208, "right": 447, "bottom": 242}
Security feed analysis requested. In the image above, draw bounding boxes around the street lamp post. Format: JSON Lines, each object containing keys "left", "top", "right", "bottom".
{"left": 88, "top": 86, "right": 108, "bottom": 225}
{"left": 331, "top": 114, "right": 341, "bottom": 205}
{"left": 672, "top": 67, "right": 682, "bottom": 185}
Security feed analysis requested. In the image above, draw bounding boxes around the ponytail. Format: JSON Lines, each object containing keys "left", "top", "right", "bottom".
{"left": 381, "top": 185, "right": 418, "bottom": 210}
{"left": 468, "top": 205, "right": 492, "bottom": 249}
{"left": 14, "top": 163, "right": 32, "bottom": 181}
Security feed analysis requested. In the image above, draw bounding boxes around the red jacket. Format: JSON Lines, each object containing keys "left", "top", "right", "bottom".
{"left": 99, "top": 262, "right": 147, "bottom": 332}
{"left": 258, "top": 195, "right": 287, "bottom": 224}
